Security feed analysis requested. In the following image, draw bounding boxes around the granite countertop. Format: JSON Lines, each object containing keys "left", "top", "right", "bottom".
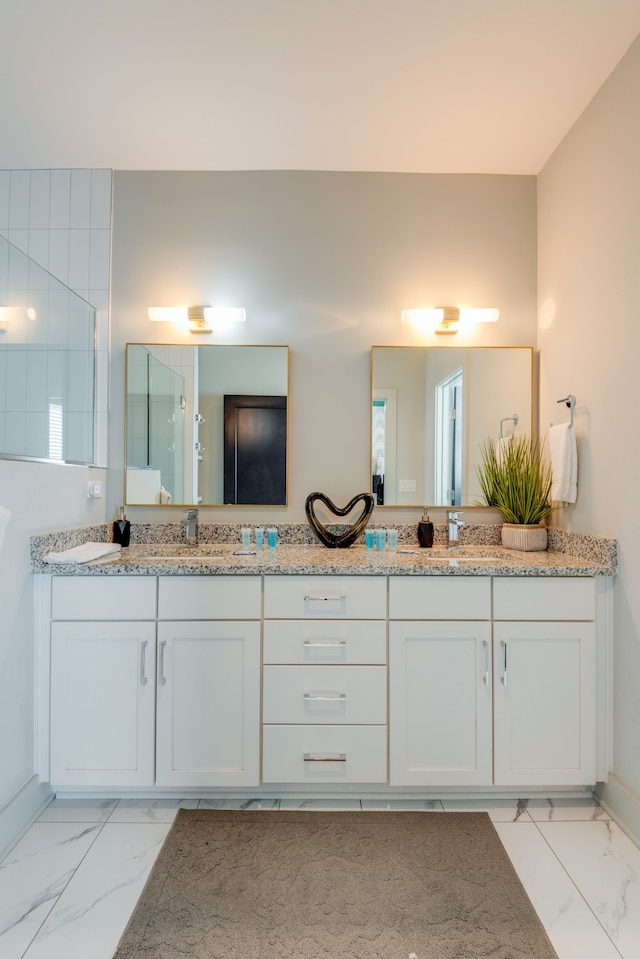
{"left": 31, "top": 539, "right": 616, "bottom": 577}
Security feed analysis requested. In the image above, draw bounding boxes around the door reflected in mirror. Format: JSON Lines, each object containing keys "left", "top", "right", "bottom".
{"left": 126, "top": 344, "right": 288, "bottom": 506}
{"left": 371, "top": 346, "right": 533, "bottom": 508}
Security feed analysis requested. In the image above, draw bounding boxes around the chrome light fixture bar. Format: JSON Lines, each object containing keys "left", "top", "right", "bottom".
{"left": 148, "top": 305, "right": 246, "bottom": 333}
{"left": 402, "top": 306, "right": 499, "bottom": 335}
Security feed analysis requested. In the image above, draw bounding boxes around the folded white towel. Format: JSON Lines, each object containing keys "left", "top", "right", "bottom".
{"left": 549, "top": 423, "right": 578, "bottom": 503}
{"left": 43, "top": 542, "right": 122, "bottom": 564}
{"left": 158, "top": 486, "right": 172, "bottom": 504}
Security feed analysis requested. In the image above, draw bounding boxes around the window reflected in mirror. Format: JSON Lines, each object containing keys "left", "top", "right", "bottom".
{"left": 371, "top": 346, "right": 533, "bottom": 508}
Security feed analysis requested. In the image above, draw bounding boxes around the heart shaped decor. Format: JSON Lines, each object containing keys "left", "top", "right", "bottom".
{"left": 305, "top": 491, "right": 374, "bottom": 549}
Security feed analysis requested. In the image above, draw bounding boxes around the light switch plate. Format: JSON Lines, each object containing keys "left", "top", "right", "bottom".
{"left": 398, "top": 479, "right": 417, "bottom": 492}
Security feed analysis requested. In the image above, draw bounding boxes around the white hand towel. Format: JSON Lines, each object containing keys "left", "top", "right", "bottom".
{"left": 549, "top": 423, "right": 578, "bottom": 503}
{"left": 0, "top": 505, "right": 11, "bottom": 552}
{"left": 496, "top": 435, "right": 511, "bottom": 464}
{"left": 43, "top": 542, "right": 122, "bottom": 564}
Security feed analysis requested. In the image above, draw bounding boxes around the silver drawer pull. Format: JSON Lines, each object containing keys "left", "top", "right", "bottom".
{"left": 303, "top": 641, "right": 347, "bottom": 649}
{"left": 304, "top": 692, "right": 347, "bottom": 702}
{"left": 303, "top": 595, "right": 347, "bottom": 603}
{"left": 303, "top": 753, "right": 347, "bottom": 762}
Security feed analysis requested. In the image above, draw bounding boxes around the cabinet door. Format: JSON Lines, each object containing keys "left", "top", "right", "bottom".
{"left": 493, "top": 622, "right": 597, "bottom": 786}
{"left": 389, "top": 621, "right": 492, "bottom": 786}
{"left": 50, "top": 621, "right": 156, "bottom": 786}
{"left": 156, "top": 621, "right": 260, "bottom": 787}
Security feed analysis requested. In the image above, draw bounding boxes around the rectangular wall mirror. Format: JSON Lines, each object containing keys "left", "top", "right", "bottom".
{"left": 371, "top": 346, "right": 534, "bottom": 508}
{"left": 126, "top": 344, "right": 288, "bottom": 506}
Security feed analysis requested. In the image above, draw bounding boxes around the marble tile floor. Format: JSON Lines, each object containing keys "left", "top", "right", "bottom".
{"left": 1, "top": 796, "right": 638, "bottom": 959}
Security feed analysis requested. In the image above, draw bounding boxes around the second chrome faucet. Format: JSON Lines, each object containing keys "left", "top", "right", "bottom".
{"left": 180, "top": 509, "right": 199, "bottom": 545}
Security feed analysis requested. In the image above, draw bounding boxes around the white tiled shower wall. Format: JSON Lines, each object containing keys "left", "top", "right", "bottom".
{"left": 0, "top": 170, "right": 112, "bottom": 466}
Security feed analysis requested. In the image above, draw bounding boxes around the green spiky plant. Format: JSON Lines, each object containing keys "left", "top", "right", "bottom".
{"left": 476, "top": 435, "right": 558, "bottom": 526}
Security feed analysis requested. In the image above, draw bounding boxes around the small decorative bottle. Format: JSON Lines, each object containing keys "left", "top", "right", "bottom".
{"left": 113, "top": 506, "right": 131, "bottom": 547}
{"left": 417, "top": 511, "right": 434, "bottom": 548}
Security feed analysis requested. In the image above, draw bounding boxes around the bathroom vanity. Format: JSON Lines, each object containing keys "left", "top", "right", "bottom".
{"left": 32, "top": 531, "right": 615, "bottom": 799}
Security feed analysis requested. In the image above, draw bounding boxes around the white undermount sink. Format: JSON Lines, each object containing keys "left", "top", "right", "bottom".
{"left": 137, "top": 544, "right": 228, "bottom": 559}
{"left": 401, "top": 547, "right": 505, "bottom": 563}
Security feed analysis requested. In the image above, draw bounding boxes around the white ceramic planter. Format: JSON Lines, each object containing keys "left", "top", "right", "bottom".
{"left": 501, "top": 523, "right": 548, "bottom": 552}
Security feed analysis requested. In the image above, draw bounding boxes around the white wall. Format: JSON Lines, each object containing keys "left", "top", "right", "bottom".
{"left": 538, "top": 35, "right": 640, "bottom": 825}
{"left": 110, "top": 171, "right": 538, "bottom": 524}
{"left": 0, "top": 170, "right": 111, "bottom": 822}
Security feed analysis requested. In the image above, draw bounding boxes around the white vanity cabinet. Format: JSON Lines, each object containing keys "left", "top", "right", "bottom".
{"left": 42, "top": 563, "right": 608, "bottom": 795}
{"left": 155, "top": 577, "right": 261, "bottom": 787}
{"left": 49, "top": 578, "right": 157, "bottom": 786}
{"left": 48, "top": 575, "right": 261, "bottom": 789}
{"left": 262, "top": 576, "right": 387, "bottom": 783}
{"left": 492, "top": 578, "right": 597, "bottom": 786}
{"left": 388, "top": 578, "right": 493, "bottom": 786}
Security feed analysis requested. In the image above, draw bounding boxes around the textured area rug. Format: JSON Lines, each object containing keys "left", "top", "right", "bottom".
{"left": 113, "top": 809, "right": 558, "bottom": 959}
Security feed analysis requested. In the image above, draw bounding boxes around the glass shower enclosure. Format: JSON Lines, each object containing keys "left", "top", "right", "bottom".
{"left": 0, "top": 235, "right": 96, "bottom": 465}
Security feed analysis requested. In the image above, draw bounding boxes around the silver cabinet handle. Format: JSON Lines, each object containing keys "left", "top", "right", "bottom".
{"left": 303, "top": 595, "right": 347, "bottom": 603}
{"left": 304, "top": 692, "right": 347, "bottom": 702}
{"left": 139, "top": 640, "right": 148, "bottom": 686}
{"left": 482, "top": 639, "right": 490, "bottom": 687}
{"left": 501, "top": 639, "right": 508, "bottom": 687}
{"left": 303, "top": 640, "right": 347, "bottom": 649}
{"left": 159, "top": 640, "right": 167, "bottom": 686}
{"left": 303, "top": 753, "right": 347, "bottom": 762}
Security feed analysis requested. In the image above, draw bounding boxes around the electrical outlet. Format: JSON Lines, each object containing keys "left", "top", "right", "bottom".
{"left": 87, "top": 481, "right": 103, "bottom": 498}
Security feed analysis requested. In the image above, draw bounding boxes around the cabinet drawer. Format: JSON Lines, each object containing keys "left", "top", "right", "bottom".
{"left": 158, "top": 576, "right": 261, "bottom": 620}
{"left": 263, "top": 620, "right": 387, "bottom": 664}
{"left": 493, "top": 578, "right": 595, "bottom": 621}
{"left": 264, "top": 576, "right": 386, "bottom": 619}
{"left": 389, "top": 577, "right": 491, "bottom": 620}
{"left": 263, "top": 666, "right": 387, "bottom": 724}
{"left": 262, "top": 725, "right": 387, "bottom": 783}
{"left": 52, "top": 576, "right": 156, "bottom": 620}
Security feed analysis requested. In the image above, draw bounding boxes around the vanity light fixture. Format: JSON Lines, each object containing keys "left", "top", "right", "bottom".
{"left": 402, "top": 306, "right": 499, "bottom": 335}
{"left": 147, "top": 305, "right": 246, "bottom": 334}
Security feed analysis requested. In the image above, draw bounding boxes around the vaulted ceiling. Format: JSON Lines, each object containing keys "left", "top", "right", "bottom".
{"left": 3, "top": 0, "right": 640, "bottom": 174}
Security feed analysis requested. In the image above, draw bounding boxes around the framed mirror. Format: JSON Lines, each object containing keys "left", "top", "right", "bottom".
{"left": 371, "top": 346, "right": 534, "bottom": 507}
{"left": 126, "top": 344, "right": 289, "bottom": 506}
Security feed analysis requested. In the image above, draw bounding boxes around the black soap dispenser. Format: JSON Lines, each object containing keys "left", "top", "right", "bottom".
{"left": 113, "top": 506, "right": 131, "bottom": 547}
{"left": 418, "top": 510, "right": 434, "bottom": 548}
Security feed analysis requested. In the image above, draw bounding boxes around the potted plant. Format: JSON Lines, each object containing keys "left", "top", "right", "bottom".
{"left": 476, "top": 435, "right": 558, "bottom": 551}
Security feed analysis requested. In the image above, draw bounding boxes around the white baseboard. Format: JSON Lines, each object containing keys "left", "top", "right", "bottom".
{"left": 596, "top": 775, "right": 640, "bottom": 847}
{"left": 0, "top": 776, "right": 54, "bottom": 860}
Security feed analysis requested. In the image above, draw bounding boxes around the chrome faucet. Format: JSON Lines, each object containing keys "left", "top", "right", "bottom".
{"left": 180, "top": 508, "right": 199, "bottom": 545}
{"left": 446, "top": 510, "right": 465, "bottom": 547}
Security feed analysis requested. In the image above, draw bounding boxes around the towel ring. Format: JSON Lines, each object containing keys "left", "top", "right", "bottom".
{"left": 499, "top": 413, "right": 518, "bottom": 439}
{"left": 556, "top": 394, "right": 576, "bottom": 427}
